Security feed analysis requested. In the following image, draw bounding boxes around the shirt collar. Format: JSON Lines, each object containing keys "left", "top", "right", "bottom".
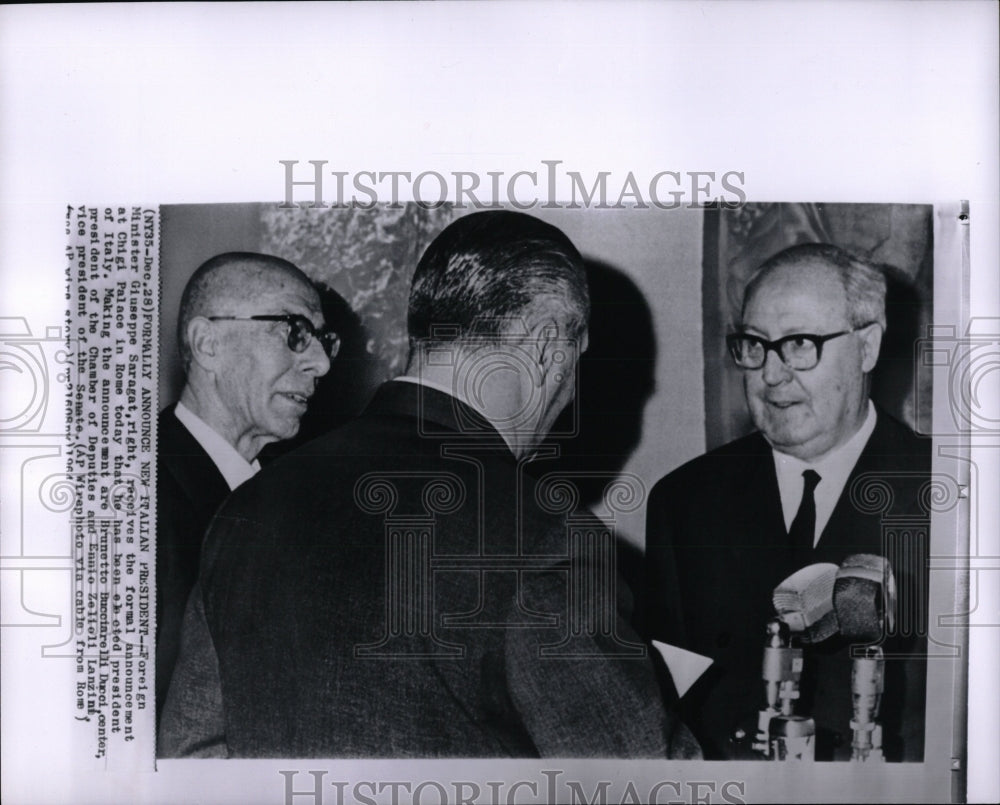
{"left": 771, "top": 400, "right": 877, "bottom": 543}
{"left": 173, "top": 401, "right": 260, "bottom": 491}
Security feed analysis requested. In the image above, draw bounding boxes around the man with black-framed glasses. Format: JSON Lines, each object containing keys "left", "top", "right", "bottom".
{"left": 643, "top": 243, "right": 929, "bottom": 762}
{"left": 156, "top": 252, "right": 334, "bottom": 716}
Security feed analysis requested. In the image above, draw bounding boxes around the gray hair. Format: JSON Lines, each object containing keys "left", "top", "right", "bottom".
{"left": 407, "top": 211, "right": 589, "bottom": 351}
{"left": 743, "top": 242, "right": 887, "bottom": 330}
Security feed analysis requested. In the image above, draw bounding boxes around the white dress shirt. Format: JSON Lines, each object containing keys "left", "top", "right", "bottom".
{"left": 174, "top": 401, "right": 260, "bottom": 491}
{"left": 771, "top": 400, "right": 877, "bottom": 547}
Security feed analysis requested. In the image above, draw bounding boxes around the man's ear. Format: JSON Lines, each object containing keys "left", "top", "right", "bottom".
{"left": 186, "top": 317, "right": 221, "bottom": 373}
{"left": 859, "top": 322, "right": 883, "bottom": 373}
{"left": 526, "top": 316, "right": 564, "bottom": 382}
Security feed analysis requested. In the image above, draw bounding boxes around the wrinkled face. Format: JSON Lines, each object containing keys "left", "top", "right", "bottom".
{"left": 741, "top": 263, "right": 875, "bottom": 461}
{"left": 213, "top": 275, "right": 330, "bottom": 447}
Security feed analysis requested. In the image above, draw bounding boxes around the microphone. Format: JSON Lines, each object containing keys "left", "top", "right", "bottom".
{"left": 833, "top": 553, "right": 896, "bottom": 643}
{"left": 754, "top": 563, "right": 838, "bottom": 760}
{"left": 755, "top": 556, "right": 896, "bottom": 762}
{"left": 771, "top": 563, "right": 840, "bottom": 644}
{"left": 834, "top": 554, "right": 896, "bottom": 762}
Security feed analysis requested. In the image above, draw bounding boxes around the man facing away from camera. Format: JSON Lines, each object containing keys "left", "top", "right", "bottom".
{"left": 159, "top": 210, "right": 698, "bottom": 759}
{"left": 643, "top": 243, "right": 929, "bottom": 761}
{"left": 156, "top": 252, "right": 335, "bottom": 716}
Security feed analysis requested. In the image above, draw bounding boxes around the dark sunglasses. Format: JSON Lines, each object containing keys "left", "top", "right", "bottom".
{"left": 208, "top": 314, "right": 341, "bottom": 358}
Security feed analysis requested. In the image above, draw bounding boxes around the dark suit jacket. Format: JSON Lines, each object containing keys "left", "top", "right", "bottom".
{"left": 159, "top": 381, "right": 698, "bottom": 759}
{"left": 642, "top": 409, "right": 930, "bottom": 761}
{"left": 156, "top": 405, "right": 231, "bottom": 716}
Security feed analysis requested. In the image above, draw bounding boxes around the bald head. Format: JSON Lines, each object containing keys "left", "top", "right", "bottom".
{"left": 742, "top": 243, "right": 887, "bottom": 333}
{"left": 174, "top": 252, "right": 331, "bottom": 461}
{"left": 177, "top": 252, "right": 319, "bottom": 372}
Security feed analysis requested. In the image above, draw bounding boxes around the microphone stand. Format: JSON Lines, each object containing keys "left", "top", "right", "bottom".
{"left": 754, "top": 619, "right": 816, "bottom": 761}
{"left": 849, "top": 645, "right": 885, "bottom": 762}
{"left": 745, "top": 555, "right": 895, "bottom": 762}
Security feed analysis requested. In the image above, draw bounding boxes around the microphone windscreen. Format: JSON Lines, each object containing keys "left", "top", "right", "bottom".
{"left": 772, "top": 563, "right": 840, "bottom": 644}
{"left": 834, "top": 554, "right": 897, "bottom": 643}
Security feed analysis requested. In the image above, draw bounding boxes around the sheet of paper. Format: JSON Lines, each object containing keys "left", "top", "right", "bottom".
{"left": 652, "top": 640, "right": 715, "bottom": 699}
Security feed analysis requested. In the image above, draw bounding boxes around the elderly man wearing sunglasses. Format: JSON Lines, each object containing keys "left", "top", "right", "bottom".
{"left": 156, "top": 252, "right": 335, "bottom": 717}
{"left": 642, "top": 243, "right": 929, "bottom": 763}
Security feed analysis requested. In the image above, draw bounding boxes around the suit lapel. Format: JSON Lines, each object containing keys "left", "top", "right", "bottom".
{"left": 158, "top": 406, "right": 231, "bottom": 512}
{"left": 817, "top": 412, "right": 893, "bottom": 559}
{"left": 719, "top": 435, "right": 792, "bottom": 603}
{"left": 738, "top": 435, "right": 787, "bottom": 552}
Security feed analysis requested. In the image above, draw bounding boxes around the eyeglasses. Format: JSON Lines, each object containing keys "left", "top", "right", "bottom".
{"left": 208, "top": 314, "right": 341, "bottom": 359}
{"left": 726, "top": 326, "right": 871, "bottom": 371}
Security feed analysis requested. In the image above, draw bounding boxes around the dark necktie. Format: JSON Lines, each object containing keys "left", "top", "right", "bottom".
{"left": 789, "top": 469, "right": 821, "bottom": 556}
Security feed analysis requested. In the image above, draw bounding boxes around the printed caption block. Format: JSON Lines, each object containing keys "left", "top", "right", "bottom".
{"left": 65, "top": 205, "right": 158, "bottom": 769}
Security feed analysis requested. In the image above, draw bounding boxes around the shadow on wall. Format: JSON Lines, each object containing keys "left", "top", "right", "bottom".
{"left": 536, "top": 259, "right": 657, "bottom": 589}
{"left": 874, "top": 265, "right": 927, "bottom": 431}
{"left": 274, "top": 256, "right": 661, "bottom": 471}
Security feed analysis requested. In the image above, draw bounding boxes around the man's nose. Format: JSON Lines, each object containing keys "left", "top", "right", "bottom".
{"left": 299, "top": 337, "right": 331, "bottom": 377}
{"left": 760, "top": 347, "right": 791, "bottom": 385}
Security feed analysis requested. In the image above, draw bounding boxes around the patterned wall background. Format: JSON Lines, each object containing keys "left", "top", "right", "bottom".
{"left": 260, "top": 203, "right": 455, "bottom": 378}
{"left": 258, "top": 204, "right": 455, "bottom": 448}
